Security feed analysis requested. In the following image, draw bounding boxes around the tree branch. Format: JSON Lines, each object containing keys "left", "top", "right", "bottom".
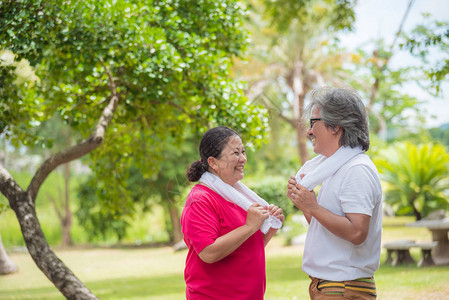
{"left": 27, "top": 59, "right": 120, "bottom": 201}
{"left": 367, "top": 0, "right": 415, "bottom": 113}
{"left": 48, "top": 192, "right": 64, "bottom": 222}
{"left": 0, "top": 165, "right": 25, "bottom": 203}
{"left": 391, "top": 0, "right": 415, "bottom": 53}
{"left": 259, "top": 94, "right": 295, "bottom": 126}
{"left": 246, "top": 78, "right": 275, "bottom": 103}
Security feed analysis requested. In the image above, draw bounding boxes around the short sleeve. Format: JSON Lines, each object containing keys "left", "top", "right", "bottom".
{"left": 182, "top": 196, "right": 221, "bottom": 254}
{"left": 340, "top": 165, "right": 381, "bottom": 216}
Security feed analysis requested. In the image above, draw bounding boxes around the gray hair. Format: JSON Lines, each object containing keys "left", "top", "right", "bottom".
{"left": 305, "top": 87, "right": 370, "bottom": 151}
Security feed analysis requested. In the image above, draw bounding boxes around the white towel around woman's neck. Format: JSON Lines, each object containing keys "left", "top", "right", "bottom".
{"left": 295, "top": 146, "right": 364, "bottom": 190}
{"left": 199, "top": 172, "right": 282, "bottom": 234}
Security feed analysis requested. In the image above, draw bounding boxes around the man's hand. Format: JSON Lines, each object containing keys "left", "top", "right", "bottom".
{"left": 287, "top": 176, "right": 318, "bottom": 215}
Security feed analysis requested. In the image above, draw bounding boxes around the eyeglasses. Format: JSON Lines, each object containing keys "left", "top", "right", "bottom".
{"left": 309, "top": 118, "right": 322, "bottom": 128}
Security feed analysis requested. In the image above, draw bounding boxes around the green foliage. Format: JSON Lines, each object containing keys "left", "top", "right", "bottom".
{"left": 0, "top": 48, "right": 42, "bottom": 146}
{"left": 235, "top": 0, "right": 359, "bottom": 165}
{"left": 75, "top": 132, "right": 197, "bottom": 241}
{"left": 245, "top": 175, "right": 296, "bottom": 218}
{"left": 261, "top": 0, "right": 356, "bottom": 34}
{"left": 429, "top": 124, "right": 449, "bottom": 147}
{"left": 0, "top": 168, "right": 89, "bottom": 246}
{"left": 375, "top": 142, "right": 449, "bottom": 219}
{"left": 345, "top": 44, "right": 426, "bottom": 136}
{"left": 243, "top": 91, "right": 302, "bottom": 179}
{"left": 401, "top": 16, "right": 449, "bottom": 95}
{"left": 76, "top": 163, "right": 174, "bottom": 242}
{"left": 76, "top": 177, "right": 129, "bottom": 241}
{"left": 1, "top": 0, "right": 269, "bottom": 223}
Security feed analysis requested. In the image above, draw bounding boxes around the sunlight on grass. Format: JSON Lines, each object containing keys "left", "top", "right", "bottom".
{"left": 0, "top": 247, "right": 187, "bottom": 300}
{"left": 2, "top": 217, "right": 449, "bottom": 299}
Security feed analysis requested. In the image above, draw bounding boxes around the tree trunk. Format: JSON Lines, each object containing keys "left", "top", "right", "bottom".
{"left": 409, "top": 195, "right": 422, "bottom": 221}
{"left": 366, "top": 1, "right": 414, "bottom": 138}
{"left": 0, "top": 63, "right": 118, "bottom": 299}
{"left": 8, "top": 189, "right": 97, "bottom": 299}
{"left": 291, "top": 59, "right": 309, "bottom": 165}
{"left": 168, "top": 205, "right": 183, "bottom": 243}
{"left": 296, "top": 91, "right": 309, "bottom": 165}
{"left": 49, "top": 163, "right": 73, "bottom": 247}
{"left": 0, "top": 234, "right": 18, "bottom": 275}
{"left": 62, "top": 162, "right": 73, "bottom": 247}
{"left": 165, "top": 181, "right": 183, "bottom": 243}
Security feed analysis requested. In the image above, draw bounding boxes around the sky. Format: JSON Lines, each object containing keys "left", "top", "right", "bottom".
{"left": 338, "top": 0, "right": 449, "bottom": 128}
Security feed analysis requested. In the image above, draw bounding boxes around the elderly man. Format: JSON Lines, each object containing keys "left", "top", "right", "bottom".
{"left": 287, "top": 87, "right": 382, "bottom": 299}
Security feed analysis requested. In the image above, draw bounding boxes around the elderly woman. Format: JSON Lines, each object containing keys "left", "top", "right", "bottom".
{"left": 287, "top": 87, "right": 382, "bottom": 299}
{"left": 181, "top": 126, "right": 284, "bottom": 299}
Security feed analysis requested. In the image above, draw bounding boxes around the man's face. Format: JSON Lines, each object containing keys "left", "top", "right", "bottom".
{"left": 308, "top": 107, "right": 341, "bottom": 157}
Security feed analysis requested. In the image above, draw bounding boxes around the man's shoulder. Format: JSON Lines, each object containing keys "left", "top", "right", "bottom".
{"left": 335, "top": 154, "right": 380, "bottom": 186}
{"left": 344, "top": 153, "right": 377, "bottom": 171}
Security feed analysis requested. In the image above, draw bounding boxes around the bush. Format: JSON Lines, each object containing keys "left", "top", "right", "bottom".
{"left": 245, "top": 175, "right": 308, "bottom": 245}
{"left": 245, "top": 175, "right": 296, "bottom": 219}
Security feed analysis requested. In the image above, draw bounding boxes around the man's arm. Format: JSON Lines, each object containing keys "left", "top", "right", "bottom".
{"left": 288, "top": 181, "right": 370, "bottom": 245}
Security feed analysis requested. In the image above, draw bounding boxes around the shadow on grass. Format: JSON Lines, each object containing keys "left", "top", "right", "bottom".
{"left": 0, "top": 273, "right": 185, "bottom": 300}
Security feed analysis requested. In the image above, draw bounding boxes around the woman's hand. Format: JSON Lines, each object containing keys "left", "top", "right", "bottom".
{"left": 245, "top": 203, "right": 269, "bottom": 232}
{"left": 267, "top": 204, "right": 284, "bottom": 223}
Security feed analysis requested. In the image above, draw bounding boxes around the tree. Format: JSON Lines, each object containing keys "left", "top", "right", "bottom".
{"left": 375, "top": 142, "right": 449, "bottom": 220}
{"left": 346, "top": 0, "right": 429, "bottom": 139}
{"left": 0, "top": 233, "right": 18, "bottom": 275}
{"left": 429, "top": 124, "right": 449, "bottom": 147}
{"left": 237, "top": 0, "right": 357, "bottom": 164}
{"left": 29, "top": 116, "right": 78, "bottom": 247}
{"left": 402, "top": 15, "right": 449, "bottom": 95}
{"left": 0, "top": 1, "right": 268, "bottom": 298}
{"left": 0, "top": 188, "right": 18, "bottom": 275}
{"left": 346, "top": 43, "right": 424, "bottom": 139}
{"left": 0, "top": 48, "right": 38, "bottom": 276}
{"left": 143, "top": 136, "right": 199, "bottom": 244}
{"left": 350, "top": 1, "right": 448, "bottom": 137}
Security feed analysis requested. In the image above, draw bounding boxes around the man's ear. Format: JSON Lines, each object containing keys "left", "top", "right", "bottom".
{"left": 332, "top": 126, "right": 342, "bottom": 135}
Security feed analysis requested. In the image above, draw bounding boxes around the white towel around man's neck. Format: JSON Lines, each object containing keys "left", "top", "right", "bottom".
{"left": 199, "top": 172, "right": 282, "bottom": 234}
{"left": 295, "top": 146, "right": 364, "bottom": 190}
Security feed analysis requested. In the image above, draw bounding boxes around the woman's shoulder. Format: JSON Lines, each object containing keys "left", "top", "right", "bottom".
{"left": 187, "top": 184, "right": 221, "bottom": 205}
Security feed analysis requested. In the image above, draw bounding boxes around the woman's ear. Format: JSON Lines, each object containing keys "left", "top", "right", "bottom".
{"left": 207, "top": 157, "right": 218, "bottom": 172}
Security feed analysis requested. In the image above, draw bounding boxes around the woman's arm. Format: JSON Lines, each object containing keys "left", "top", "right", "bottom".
{"left": 263, "top": 228, "right": 277, "bottom": 246}
{"left": 198, "top": 203, "right": 268, "bottom": 263}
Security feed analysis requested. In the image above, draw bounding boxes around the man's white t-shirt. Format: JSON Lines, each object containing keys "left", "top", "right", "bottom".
{"left": 302, "top": 153, "right": 382, "bottom": 281}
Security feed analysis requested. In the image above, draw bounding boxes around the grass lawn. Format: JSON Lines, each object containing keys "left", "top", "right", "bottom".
{"left": 1, "top": 217, "right": 449, "bottom": 299}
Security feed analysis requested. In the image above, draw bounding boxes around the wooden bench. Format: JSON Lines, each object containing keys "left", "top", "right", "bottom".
{"left": 383, "top": 240, "right": 416, "bottom": 266}
{"left": 383, "top": 240, "right": 438, "bottom": 267}
{"left": 414, "top": 241, "right": 438, "bottom": 267}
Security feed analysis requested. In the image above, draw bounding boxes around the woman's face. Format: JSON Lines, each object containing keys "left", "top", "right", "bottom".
{"left": 209, "top": 135, "right": 247, "bottom": 186}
